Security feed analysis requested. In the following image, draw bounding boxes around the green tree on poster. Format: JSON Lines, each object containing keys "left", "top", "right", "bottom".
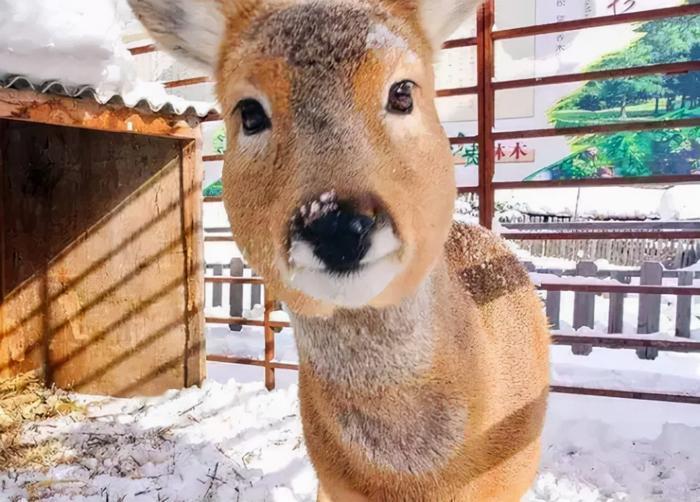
{"left": 536, "top": 2, "right": 700, "bottom": 181}
{"left": 203, "top": 126, "right": 227, "bottom": 196}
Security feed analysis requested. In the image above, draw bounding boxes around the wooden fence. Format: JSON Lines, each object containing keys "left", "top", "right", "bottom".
{"left": 522, "top": 261, "right": 699, "bottom": 356}
{"left": 505, "top": 222, "right": 700, "bottom": 268}
{"left": 204, "top": 252, "right": 700, "bottom": 401}
{"left": 205, "top": 261, "right": 263, "bottom": 331}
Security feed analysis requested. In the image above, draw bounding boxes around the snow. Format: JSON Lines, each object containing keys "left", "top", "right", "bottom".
{"left": 0, "top": 0, "right": 133, "bottom": 91}
{"left": 0, "top": 240, "right": 698, "bottom": 500}
{"left": 660, "top": 186, "right": 700, "bottom": 221}
{"left": 496, "top": 186, "right": 700, "bottom": 221}
{"left": 0, "top": 0, "right": 214, "bottom": 116}
{"left": 551, "top": 345, "right": 700, "bottom": 396}
{"left": 3, "top": 376, "right": 700, "bottom": 501}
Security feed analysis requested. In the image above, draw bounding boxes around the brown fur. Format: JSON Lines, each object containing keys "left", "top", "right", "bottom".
{"left": 128, "top": 0, "right": 550, "bottom": 500}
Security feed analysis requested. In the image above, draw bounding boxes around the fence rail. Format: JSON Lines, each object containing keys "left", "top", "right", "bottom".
{"left": 203, "top": 255, "right": 699, "bottom": 402}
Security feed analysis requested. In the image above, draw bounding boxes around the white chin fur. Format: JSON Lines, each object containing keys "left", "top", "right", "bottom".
{"left": 286, "top": 226, "right": 404, "bottom": 308}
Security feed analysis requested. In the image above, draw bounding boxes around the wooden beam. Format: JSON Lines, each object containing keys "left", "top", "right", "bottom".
{"left": 493, "top": 117, "right": 700, "bottom": 141}
{"left": 163, "top": 76, "right": 212, "bottom": 89}
{"left": 204, "top": 276, "right": 265, "bottom": 285}
{"left": 203, "top": 154, "right": 224, "bottom": 162}
{"left": 206, "top": 355, "right": 299, "bottom": 371}
{"left": 477, "top": 0, "right": 496, "bottom": 229}
{"left": 550, "top": 385, "right": 700, "bottom": 405}
{"left": 493, "top": 174, "right": 700, "bottom": 190}
{"left": 493, "top": 4, "right": 700, "bottom": 41}
{"left": 502, "top": 221, "right": 700, "bottom": 231}
{"left": 0, "top": 88, "right": 199, "bottom": 140}
{"left": 128, "top": 44, "right": 158, "bottom": 55}
{"left": 204, "top": 356, "right": 700, "bottom": 404}
{"left": 437, "top": 86, "right": 478, "bottom": 97}
{"left": 536, "top": 283, "right": 700, "bottom": 296}
{"left": 502, "top": 230, "right": 700, "bottom": 240}
{"left": 204, "top": 235, "right": 235, "bottom": 242}
{"left": 442, "top": 37, "right": 478, "bottom": 49}
{"left": 551, "top": 334, "right": 700, "bottom": 352}
{"left": 205, "top": 316, "right": 290, "bottom": 329}
{"left": 493, "top": 61, "right": 700, "bottom": 91}
{"left": 180, "top": 138, "right": 206, "bottom": 387}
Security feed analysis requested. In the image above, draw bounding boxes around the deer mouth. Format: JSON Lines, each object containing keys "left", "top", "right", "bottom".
{"left": 283, "top": 192, "right": 404, "bottom": 307}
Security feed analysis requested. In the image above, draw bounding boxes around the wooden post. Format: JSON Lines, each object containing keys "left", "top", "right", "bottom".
{"left": 477, "top": 0, "right": 496, "bottom": 229}
{"left": 181, "top": 138, "right": 206, "bottom": 388}
{"left": 637, "top": 261, "right": 663, "bottom": 360}
{"left": 0, "top": 119, "right": 5, "bottom": 306}
{"left": 229, "top": 258, "right": 244, "bottom": 332}
{"left": 211, "top": 264, "right": 223, "bottom": 307}
{"left": 572, "top": 261, "right": 596, "bottom": 355}
{"left": 522, "top": 261, "right": 536, "bottom": 272}
{"left": 545, "top": 269, "right": 562, "bottom": 330}
{"left": 607, "top": 271, "right": 628, "bottom": 334}
{"left": 250, "top": 268, "right": 262, "bottom": 307}
{"left": 264, "top": 299, "right": 276, "bottom": 391}
{"left": 675, "top": 271, "right": 693, "bottom": 338}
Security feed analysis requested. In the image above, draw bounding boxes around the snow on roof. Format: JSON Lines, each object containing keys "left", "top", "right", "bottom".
{"left": 0, "top": 74, "right": 217, "bottom": 119}
{"left": 0, "top": 0, "right": 217, "bottom": 119}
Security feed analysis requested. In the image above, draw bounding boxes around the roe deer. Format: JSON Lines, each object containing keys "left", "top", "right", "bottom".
{"left": 129, "top": 0, "right": 550, "bottom": 500}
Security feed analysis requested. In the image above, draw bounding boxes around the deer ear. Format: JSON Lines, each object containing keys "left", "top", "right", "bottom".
{"left": 127, "top": 0, "right": 226, "bottom": 71}
{"left": 417, "top": 0, "right": 481, "bottom": 50}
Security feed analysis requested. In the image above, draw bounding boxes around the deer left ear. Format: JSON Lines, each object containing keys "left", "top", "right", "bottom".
{"left": 127, "top": 0, "right": 226, "bottom": 72}
{"left": 417, "top": 0, "right": 481, "bottom": 50}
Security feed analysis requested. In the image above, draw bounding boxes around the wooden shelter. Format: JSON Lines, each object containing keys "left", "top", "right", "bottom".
{"left": 0, "top": 80, "right": 206, "bottom": 397}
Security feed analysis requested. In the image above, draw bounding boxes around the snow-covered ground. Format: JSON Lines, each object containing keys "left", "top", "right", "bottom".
{"left": 2, "top": 230, "right": 699, "bottom": 501}
{"left": 3, "top": 375, "right": 700, "bottom": 502}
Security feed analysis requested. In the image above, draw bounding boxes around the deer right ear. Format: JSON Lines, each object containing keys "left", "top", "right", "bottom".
{"left": 127, "top": 0, "right": 226, "bottom": 71}
{"left": 416, "top": 0, "right": 482, "bottom": 51}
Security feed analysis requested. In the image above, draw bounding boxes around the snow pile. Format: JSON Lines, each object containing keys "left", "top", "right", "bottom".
{"left": 0, "top": 1, "right": 135, "bottom": 92}
{"left": 497, "top": 187, "right": 669, "bottom": 220}
{"left": 2, "top": 378, "right": 700, "bottom": 501}
{"left": 0, "top": 380, "right": 315, "bottom": 502}
{"left": 497, "top": 186, "right": 700, "bottom": 221}
{"left": 0, "top": 0, "right": 214, "bottom": 114}
{"left": 551, "top": 344, "right": 700, "bottom": 396}
{"left": 659, "top": 186, "right": 700, "bottom": 221}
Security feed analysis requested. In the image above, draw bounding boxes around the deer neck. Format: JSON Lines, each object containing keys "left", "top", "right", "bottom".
{"left": 289, "top": 260, "right": 445, "bottom": 388}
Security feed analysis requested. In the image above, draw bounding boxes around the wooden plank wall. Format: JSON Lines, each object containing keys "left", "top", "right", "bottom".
{"left": 0, "top": 120, "right": 204, "bottom": 396}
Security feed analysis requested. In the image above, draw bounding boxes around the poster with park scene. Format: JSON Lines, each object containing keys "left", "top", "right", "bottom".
{"left": 449, "top": 0, "right": 700, "bottom": 187}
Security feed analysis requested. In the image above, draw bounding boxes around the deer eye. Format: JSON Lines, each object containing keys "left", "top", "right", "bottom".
{"left": 236, "top": 99, "right": 271, "bottom": 135}
{"left": 386, "top": 80, "right": 415, "bottom": 114}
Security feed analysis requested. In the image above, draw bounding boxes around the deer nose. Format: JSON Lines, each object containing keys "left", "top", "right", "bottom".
{"left": 292, "top": 192, "right": 377, "bottom": 273}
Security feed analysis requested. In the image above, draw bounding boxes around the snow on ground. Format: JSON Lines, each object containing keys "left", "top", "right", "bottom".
{"left": 206, "top": 322, "right": 700, "bottom": 397}
{"left": 2, "top": 375, "right": 700, "bottom": 502}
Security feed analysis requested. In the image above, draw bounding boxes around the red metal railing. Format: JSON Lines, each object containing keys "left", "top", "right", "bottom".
{"left": 473, "top": 0, "right": 700, "bottom": 228}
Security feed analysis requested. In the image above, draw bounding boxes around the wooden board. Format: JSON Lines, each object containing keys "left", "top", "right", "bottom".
{"left": 0, "top": 88, "right": 199, "bottom": 140}
{"left": 0, "top": 120, "right": 204, "bottom": 396}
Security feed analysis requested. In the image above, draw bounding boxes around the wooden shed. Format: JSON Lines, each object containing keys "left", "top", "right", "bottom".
{"left": 0, "top": 79, "right": 206, "bottom": 397}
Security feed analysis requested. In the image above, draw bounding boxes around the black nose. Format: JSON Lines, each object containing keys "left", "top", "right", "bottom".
{"left": 295, "top": 198, "right": 376, "bottom": 273}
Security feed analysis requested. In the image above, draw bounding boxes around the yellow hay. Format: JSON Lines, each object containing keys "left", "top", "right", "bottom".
{"left": 0, "top": 372, "right": 83, "bottom": 469}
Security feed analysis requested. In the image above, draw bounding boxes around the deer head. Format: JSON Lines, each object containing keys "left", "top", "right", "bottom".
{"left": 129, "top": 0, "right": 480, "bottom": 316}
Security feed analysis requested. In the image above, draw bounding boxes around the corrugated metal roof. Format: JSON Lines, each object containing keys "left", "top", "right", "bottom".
{"left": 1, "top": 75, "right": 218, "bottom": 119}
